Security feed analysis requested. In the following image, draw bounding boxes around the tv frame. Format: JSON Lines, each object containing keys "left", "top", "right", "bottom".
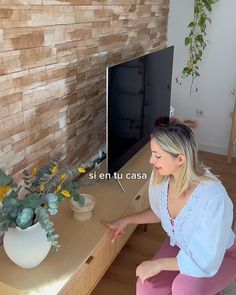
{"left": 106, "top": 46, "right": 174, "bottom": 177}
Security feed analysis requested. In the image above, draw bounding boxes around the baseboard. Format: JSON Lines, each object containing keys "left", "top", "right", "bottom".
{"left": 198, "top": 143, "right": 236, "bottom": 157}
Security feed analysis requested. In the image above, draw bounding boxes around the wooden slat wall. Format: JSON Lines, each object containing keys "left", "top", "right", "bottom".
{"left": 0, "top": 0, "right": 169, "bottom": 178}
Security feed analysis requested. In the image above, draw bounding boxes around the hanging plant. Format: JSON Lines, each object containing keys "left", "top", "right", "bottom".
{"left": 182, "top": 0, "right": 218, "bottom": 82}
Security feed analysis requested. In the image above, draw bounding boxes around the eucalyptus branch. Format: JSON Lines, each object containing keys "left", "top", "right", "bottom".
{"left": 0, "top": 150, "right": 105, "bottom": 251}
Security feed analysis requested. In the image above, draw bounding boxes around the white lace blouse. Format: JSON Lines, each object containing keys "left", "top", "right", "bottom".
{"left": 149, "top": 172, "right": 235, "bottom": 278}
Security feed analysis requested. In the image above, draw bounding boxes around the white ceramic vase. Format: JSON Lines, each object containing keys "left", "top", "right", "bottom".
{"left": 3, "top": 222, "right": 51, "bottom": 269}
{"left": 70, "top": 193, "right": 95, "bottom": 221}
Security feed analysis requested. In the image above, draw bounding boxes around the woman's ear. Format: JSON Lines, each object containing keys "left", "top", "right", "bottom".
{"left": 177, "top": 154, "right": 185, "bottom": 166}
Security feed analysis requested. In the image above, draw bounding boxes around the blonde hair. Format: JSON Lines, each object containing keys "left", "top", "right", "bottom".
{"left": 151, "top": 124, "right": 219, "bottom": 198}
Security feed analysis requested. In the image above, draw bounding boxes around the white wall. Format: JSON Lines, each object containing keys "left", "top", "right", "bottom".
{"left": 167, "top": 0, "right": 236, "bottom": 156}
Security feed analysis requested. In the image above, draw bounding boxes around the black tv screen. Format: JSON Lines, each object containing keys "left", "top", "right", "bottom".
{"left": 106, "top": 46, "right": 174, "bottom": 176}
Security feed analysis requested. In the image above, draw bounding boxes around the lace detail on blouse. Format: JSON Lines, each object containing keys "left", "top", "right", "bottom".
{"left": 161, "top": 179, "right": 207, "bottom": 248}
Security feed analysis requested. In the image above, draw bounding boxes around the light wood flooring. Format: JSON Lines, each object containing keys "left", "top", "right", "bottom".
{"left": 92, "top": 151, "right": 236, "bottom": 295}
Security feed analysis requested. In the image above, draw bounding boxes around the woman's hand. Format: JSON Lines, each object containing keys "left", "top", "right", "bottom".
{"left": 100, "top": 218, "right": 128, "bottom": 243}
{"left": 136, "top": 260, "right": 162, "bottom": 284}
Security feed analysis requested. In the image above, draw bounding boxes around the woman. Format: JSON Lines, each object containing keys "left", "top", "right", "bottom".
{"left": 104, "top": 123, "right": 236, "bottom": 295}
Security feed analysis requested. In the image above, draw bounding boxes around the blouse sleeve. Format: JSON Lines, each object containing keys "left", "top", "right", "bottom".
{"left": 177, "top": 183, "right": 234, "bottom": 278}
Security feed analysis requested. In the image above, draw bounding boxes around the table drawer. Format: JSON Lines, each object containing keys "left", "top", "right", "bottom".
{"left": 115, "top": 224, "right": 136, "bottom": 254}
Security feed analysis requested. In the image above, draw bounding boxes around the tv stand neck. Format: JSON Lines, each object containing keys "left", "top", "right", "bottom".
{"left": 115, "top": 178, "right": 126, "bottom": 193}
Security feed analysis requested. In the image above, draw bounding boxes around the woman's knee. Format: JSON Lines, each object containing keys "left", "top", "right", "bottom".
{"left": 136, "top": 277, "right": 172, "bottom": 295}
{"left": 172, "top": 274, "right": 203, "bottom": 295}
{"left": 136, "top": 278, "right": 151, "bottom": 295}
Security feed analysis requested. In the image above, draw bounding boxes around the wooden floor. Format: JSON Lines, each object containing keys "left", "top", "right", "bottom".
{"left": 92, "top": 151, "right": 236, "bottom": 295}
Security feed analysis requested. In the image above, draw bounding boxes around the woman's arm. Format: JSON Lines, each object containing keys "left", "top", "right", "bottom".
{"left": 124, "top": 208, "right": 161, "bottom": 225}
{"left": 158, "top": 257, "right": 179, "bottom": 271}
{"left": 102, "top": 208, "right": 160, "bottom": 242}
{"left": 136, "top": 257, "right": 179, "bottom": 284}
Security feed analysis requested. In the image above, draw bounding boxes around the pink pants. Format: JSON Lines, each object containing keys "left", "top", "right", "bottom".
{"left": 136, "top": 238, "right": 236, "bottom": 295}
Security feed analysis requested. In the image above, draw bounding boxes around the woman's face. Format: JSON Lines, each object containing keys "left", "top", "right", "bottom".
{"left": 150, "top": 139, "right": 184, "bottom": 177}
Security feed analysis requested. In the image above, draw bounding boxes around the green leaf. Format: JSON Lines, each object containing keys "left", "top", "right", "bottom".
{"left": 72, "top": 192, "right": 85, "bottom": 206}
{"left": 188, "top": 21, "right": 195, "bottom": 28}
{"left": 16, "top": 208, "right": 34, "bottom": 229}
{"left": 196, "top": 34, "right": 204, "bottom": 45}
{"left": 185, "top": 37, "right": 191, "bottom": 46}
{"left": 206, "top": 17, "right": 211, "bottom": 24}
{"left": 0, "top": 169, "right": 12, "bottom": 186}
{"left": 202, "top": 0, "right": 212, "bottom": 11}
{"left": 22, "top": 193, "right": 43, "bottom": 209}
{"left": 194, "top": 5, "right": 200, "bottom": 14}
{"left": 4, "top": 189, "right": 18, "bottom": 200}
{"left": 0, "top": 215, "right": 12, "bottom": 231}
{"left": 208, "top": 0, "right": 218, "bottom": 4}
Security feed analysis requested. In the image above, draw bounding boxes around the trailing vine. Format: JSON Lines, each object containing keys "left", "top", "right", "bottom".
{"left": 182, "top": 0, "right": 218, "bottom": 83}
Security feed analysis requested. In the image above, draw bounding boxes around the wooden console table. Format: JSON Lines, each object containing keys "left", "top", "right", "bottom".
{"left": 0, "top": 144, "right": 152, "bottom": 295}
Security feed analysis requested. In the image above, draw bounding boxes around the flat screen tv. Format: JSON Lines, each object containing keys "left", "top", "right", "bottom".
{"left": 106, "top": 46, "right": 174, "bottom": 176}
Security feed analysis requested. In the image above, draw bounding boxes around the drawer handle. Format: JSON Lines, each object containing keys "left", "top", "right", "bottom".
{"left": 85, "top": 256, "right": 94, "bottom": 264}
{"left": 135, "top": 195, "right": 141, "bottom": 200}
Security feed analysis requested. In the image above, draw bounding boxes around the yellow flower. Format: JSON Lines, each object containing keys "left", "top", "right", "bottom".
{"left": 61, "top": 190, "right": 70, "bottom": 198}
{"left": 60, "top": 173, "right": 67, "bottom": 180}
{"left": 0, "top": 185, "right": 10, "bottom": 202}
{"left": 51, "top": 166, "right": 58, "bottom": 174}
{"left": 39, "top": 184, "right": 45, "bottom": 192}
{"left": 31, "top": 167, "right": 37, "bottom": 176}
{"left": 77, "top": 167, "right": 86, "bottom": 173}
{"left": 56, "top": 184, "right": 62, "bottom": 191}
